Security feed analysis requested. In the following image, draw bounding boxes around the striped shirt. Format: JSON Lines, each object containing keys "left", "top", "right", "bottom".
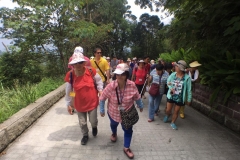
{"left": 150, "top": 69, "right": 169, "bottom": 94}
{"left": 99, "top": 80, "right": 142, "bottom": 122}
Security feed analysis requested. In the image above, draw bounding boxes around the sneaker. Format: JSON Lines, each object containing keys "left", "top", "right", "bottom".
{"left": 81, "top": 136, "right": 89, "bottom": 145}
{"left": 179, "top": 106, "right": 185, "bottom": 119}
{"left": 92, "top": 127, "right": 98, "bottom": 136}
{"left": 163, "top": 115, "right": 169, "bottom": 123}
{"left": 110, "top": 134, "right": 117, "bottom": 142}
{"left": 123, "top": 148, "right": 134, "bottom": 159}
{"left": 170, "top": 123, "right": 178, "bottom": 130}
{"left": 179, "top": 113, "right": 185, "bottom": 119}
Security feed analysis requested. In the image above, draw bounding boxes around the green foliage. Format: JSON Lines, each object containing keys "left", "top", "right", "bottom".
{"left": 200, "top": 52, "right": 240, "bottom": 98}
{"left": 0, "top": 51, "right": 43, "bottom": 87}
{"left": 160, "top": 48, "right": 201, "bottom": 64}
{"left": 0, "top": 0, "right": 135, "bottom": 71}
{"left": 151, "top": 0, "right": 240, "bottom": 104}
{"left": 0, "top": 77, "right": 64, "bottom": 123}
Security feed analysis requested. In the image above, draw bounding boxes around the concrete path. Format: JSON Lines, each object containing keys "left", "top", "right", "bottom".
{"left": 0, "top": 94, "right": 240, "bottom": 160}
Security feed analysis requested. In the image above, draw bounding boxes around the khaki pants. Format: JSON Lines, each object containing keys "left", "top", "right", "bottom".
{"left": 77, "top": 107, "right": 98, "bottom": 136}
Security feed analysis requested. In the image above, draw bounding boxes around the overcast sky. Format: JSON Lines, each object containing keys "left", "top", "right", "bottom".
{"left": 0, "top": 0, "right": 173, "bottom": 51}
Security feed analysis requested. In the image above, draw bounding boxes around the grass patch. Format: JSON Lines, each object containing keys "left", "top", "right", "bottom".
{"left": 0, "top": 77, "right": 64, "bottom": 123}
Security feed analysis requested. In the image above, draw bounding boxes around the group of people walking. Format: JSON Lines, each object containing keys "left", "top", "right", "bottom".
{"left": 64, "top": 46, "right": 201, "bottom": 159}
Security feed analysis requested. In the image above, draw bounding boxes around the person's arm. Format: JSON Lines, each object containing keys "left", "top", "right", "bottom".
{"left": 65, "top": 82, "right": 74, "bottom": 115}
{"left": 192, "top": 70, "right": 199, "bottom": 82}
{"left": 94, "top": 73, "right": 103, "bottom": 95}
{"left": 106, "top": 69, "right": 110, "bottom": 83}
{"left": 167, "top": 73, "right": 174, "bottom": 89}
{"left": 65, "top": 82, "right": 72, "bottom": 107}
{"left": 104, "top": 61, "right": 110, "bottom": 83}
{"left": 186, "top": 78, "right": 192, "bottom": 105}
{"left": 99, "top": 100, "right": 106, "bottom": 116}
{"left": 148, "top": 76, "right": 152, "bottom": 86}
{"left": 99, "top": 83, "right": 111, "bottom": 116}
{"left": 131, "top": 68, "right": 136, "bottom": 81}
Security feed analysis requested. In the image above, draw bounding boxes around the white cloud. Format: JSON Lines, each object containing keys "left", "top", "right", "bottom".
{"left": 0, "top": 0, "right": 19, "bottom": 9}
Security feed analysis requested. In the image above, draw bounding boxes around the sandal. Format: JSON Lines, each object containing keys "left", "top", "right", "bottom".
{"left": 123, "top": 148, "right": 134, "bottom": 159}
{"left": 110, "top": 134, "right": 117, "bottom": 142}
{"left": 148, "top": 119, "right": 154, "bottom": 122}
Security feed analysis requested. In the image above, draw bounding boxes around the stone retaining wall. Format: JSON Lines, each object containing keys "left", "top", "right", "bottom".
{"left": 191, "top": 83, "right": 240, "bottom": 134}
{"left": 0, "top": 84, "right": 66, "bottom": 153}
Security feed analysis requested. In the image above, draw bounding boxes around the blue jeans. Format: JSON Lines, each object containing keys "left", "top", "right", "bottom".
{"left": 108, "top": 113, "right": 133, "bottom": 148}
{"left": 148, "top": 94, "right": 163, "bottom": 120}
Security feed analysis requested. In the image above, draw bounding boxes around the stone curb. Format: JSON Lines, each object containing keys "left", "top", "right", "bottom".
{"left": 0, "top": 84, "right": 66, "bottom": 153}
{"left": 191, "top": 98, "right": 240, "bottom": 135}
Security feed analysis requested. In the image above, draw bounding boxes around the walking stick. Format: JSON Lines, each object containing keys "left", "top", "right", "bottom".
{"left": 140, "top": 78, "right": 148, "bottom": 96}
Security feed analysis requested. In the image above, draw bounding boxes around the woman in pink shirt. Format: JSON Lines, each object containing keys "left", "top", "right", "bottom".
{"left": 131, "top": 60, "right": 148, "bottom": 97}
{"left": 99, "top": 63, "right": 144, "bottom": 159}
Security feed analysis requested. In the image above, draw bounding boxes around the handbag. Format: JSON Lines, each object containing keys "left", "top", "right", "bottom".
{"left": 115, "top": 88, "right": 139, "bottom": 130}
{"left": 149, "top": 83, "right": 160, "bottom": 96}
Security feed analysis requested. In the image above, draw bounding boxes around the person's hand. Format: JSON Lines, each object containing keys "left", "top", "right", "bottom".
{"left": 106, "top": 80, "right": 110, "bottom": 84}
{"left": 100, "top": 113, "right": 105, "bottom": 117}
{"left": 98, "top": 91, "right": 102, "bottom": 96}
{"left": 170, "top": 88, "right": 175, "bottom": 95}
{"left": 186, "top": 102, "right": 191, "bottom": 106}
{"left": 67, "top": 106, "right": 73, "bottom": 115}
{"left": 139, "top": 108, "right": 143, "bottom": 112}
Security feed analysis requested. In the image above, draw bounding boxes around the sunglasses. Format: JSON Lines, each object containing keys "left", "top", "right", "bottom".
{"left": 74, "top": 61, "right": 84, "bottom": 65}
{"left": 96, "top": 52, "right": 102, "bottom": 54}
{"left": 176, "top": 62, "right": 186, "bottom": 67}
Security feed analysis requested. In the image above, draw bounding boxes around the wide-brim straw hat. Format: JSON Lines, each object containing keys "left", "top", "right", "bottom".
{"left": 189, "top": 61, "right": 201, "bottom": 67}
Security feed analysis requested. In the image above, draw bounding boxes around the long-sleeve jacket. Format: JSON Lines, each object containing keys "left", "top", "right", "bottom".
{"left": 167, "top": 72, "right": 192, "bottom": 103}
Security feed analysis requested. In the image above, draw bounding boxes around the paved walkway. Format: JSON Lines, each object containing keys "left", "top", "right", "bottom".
{"left": 0, "top": 94, "right": 240, "bottom": 160}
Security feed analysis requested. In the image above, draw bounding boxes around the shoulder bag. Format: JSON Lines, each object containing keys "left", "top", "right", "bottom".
{"left": 94, "top": 61, "right": 107, "bottom": 81}
{"left": 115, "top": 88, "right": 139, "bottom": 130}
{"left": 149, "top": 83, "right": 160, "bottom": 96}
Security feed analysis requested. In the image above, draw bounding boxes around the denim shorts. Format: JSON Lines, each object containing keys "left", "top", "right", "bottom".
{"left": 167, "top": 98, "right": 185, "bottom": 106}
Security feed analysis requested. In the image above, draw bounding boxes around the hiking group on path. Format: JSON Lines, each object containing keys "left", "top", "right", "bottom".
{"left": 65, "top": 46, "right": 201, "bottom": 159}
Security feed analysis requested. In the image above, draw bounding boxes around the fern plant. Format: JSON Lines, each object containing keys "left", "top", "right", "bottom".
{"left": 200, "top": 51, "right": 240, "bottom": 104}
{"left": 159, "top": 48, "right": 201, "bottom": 65}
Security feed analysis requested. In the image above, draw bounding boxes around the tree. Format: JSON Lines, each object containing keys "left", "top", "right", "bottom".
{"left": 130, "top": 13, "right": 164, "bottom": 59}
{"left": 0, "top": 0, "right": 132, "bottom": 73}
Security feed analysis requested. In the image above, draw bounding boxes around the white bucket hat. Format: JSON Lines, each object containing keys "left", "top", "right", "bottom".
{"left": 74, "top": 46, "right": 84, "bottom": 54}
{"left": 113, "top": 63, "right": 129, "bottom": 74}
{"left": 106, "top": 57, "right": 110, "bottom": 60}
{"left": 173, "top": 60, "right": 187, "bottom": 71}
{"left": 69, "top": 47, "right": 86, "bottom": 65}
{"left": 127, "top": 58, "right": 131, "bottom": 62}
